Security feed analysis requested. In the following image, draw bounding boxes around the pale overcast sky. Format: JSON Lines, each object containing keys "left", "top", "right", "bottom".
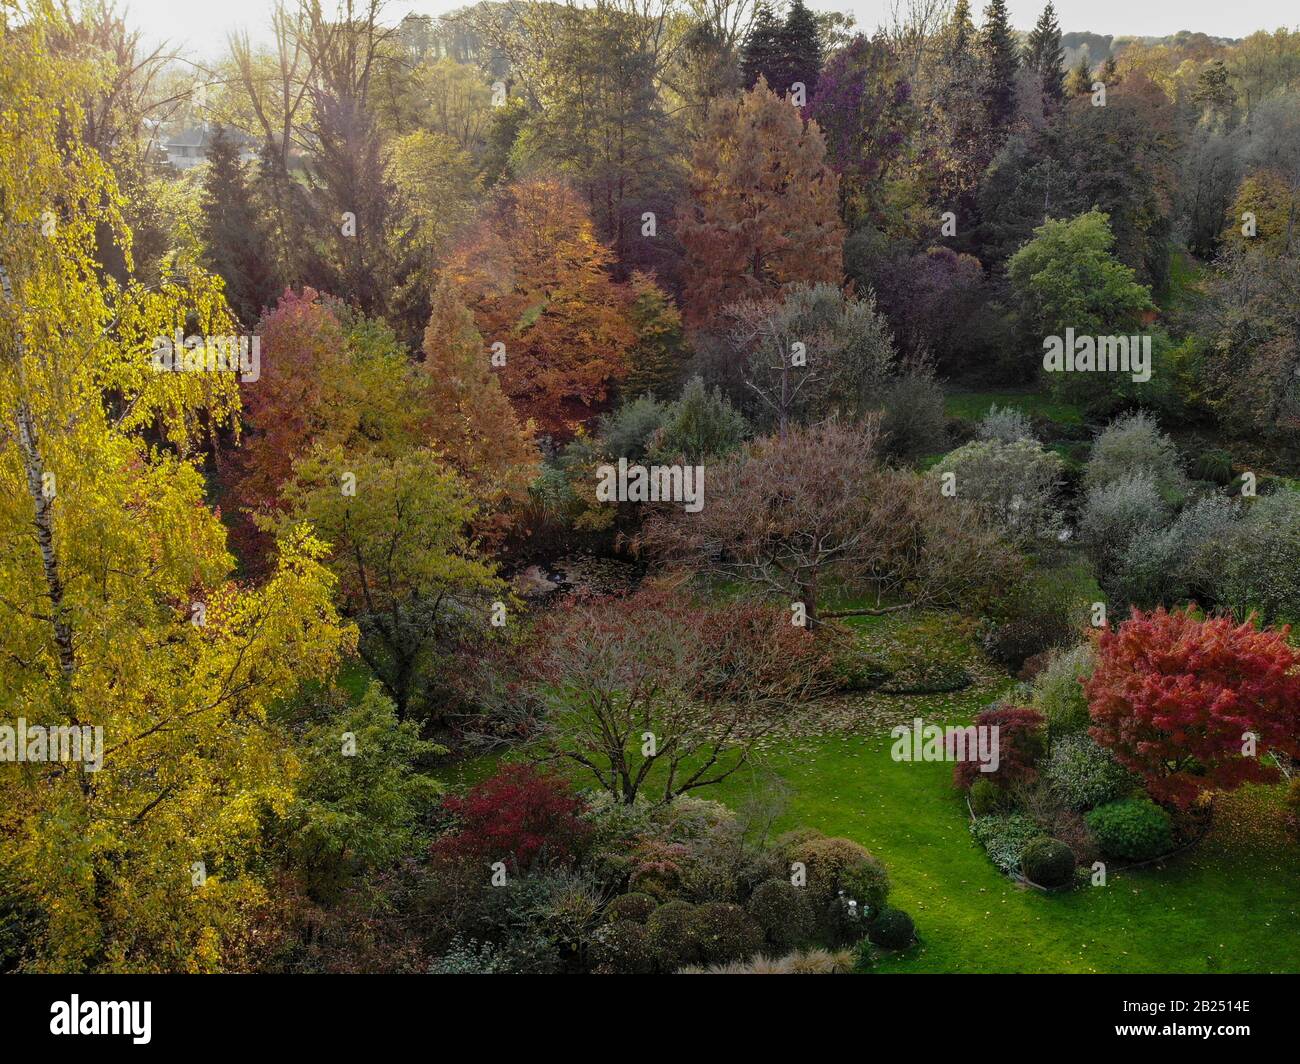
{"left": 125, "top": 1, "right": 1298, "bottom": 60}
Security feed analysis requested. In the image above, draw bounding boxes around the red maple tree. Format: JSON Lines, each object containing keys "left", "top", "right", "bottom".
{"left": 1085, "top": 607, "right": 1300, "bottom": 808}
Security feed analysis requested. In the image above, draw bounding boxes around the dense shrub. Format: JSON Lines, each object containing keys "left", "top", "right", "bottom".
{"left": 951, "top": 705, "right": 1046, "bottom": 790}
{"left": 598, "top": 393, "right": 668, "bottom": 459}
{"left": 783, "top": 833, "right": 890, "bottom": 914}
{"left": 1217, "top": 492, "right": 1300, "bottom": 626}
{"left": 969, "top": 777, "right": 1001, "bottom": 816}
{"left": 647, "top": 375, "right": 750, "bottom": 464}
{"left": 1050, "top": 808, "right": 1100, "bottom": 866}
{"left": 880, "top": 368, "right": 948, "bottom": 462}
{"left": 644, "top": 900, "right": 703, "bottom": 971}
{"left": 877, "top": 657, "right": 972, "bottom": 694}
{"left": 1086, "top": 799, "right": 1174, "bottom": 862}
{"left": 603, "top": 892, "right": 659, "bottom": 925}
{"left": 1020, "top": 837, "right": 1076, "bottom": 887}
{"left": 1032, "top": 642, "right": 1095, "bottom": 739}
{"left": 1084, "top": 412, "right": 1187, "bottom": 502}
{"left": 1079, "top": 472, "right": 1169, "bottom": 576}
{"left": 689, "top": 903, "right": 764, "bottom": 966}
{"left": 1114, "top": 495, "right": 1238, "bottom": 610}
{"left": 933, "top": 438, "right": 1064, "bottom": 544}
{"left": 1044, "top": 734, "right": 1137, "bottom": 811}
{"left": 428, "top": 937, "right": 506, "bottom": 974}
{"left": 1086, "top": 607, "right": 1300, "bottom": 807}
{"left": 867, "top": 907, "right": 916, "bottom": 949}
{"left": 970, "top": 813, "right": 1041, "bottom": 874}
{"left": 746, "top": 879, "right": 815, "bottom": 951}
{"left": 433, "top": 764, "right": 590, "bottom": 872}
{"left": 978, "top": 404, "right": 1036, "bottom": 443}
{"left": 589, "top": 920, "right": 655, "bottom": 974}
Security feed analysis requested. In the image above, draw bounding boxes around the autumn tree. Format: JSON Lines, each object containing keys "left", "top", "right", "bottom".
{"left": 808, "top": 35, "right": 916, "bottom": 228}
{"left": 420, "top": 280, "right": 539, "bottom": 521}
{"left": 1086, "top": 608, "right": 1300, "bottom": 808}
{"left": 641, "top": 421, "right": 1020, "bottom": 626}
{"left": 528, "top": 590, "right": 833, "bottom": 804}
{"left": 622, "top": 272, "right": 689, "bottom": 400}
{"left": 675, "top": 78, "right": 844, "bottom": 328}
{"left": 442, "top": 178, "right": 637, "bottom": 439}
{"left": 233, "top": 289, "right": 428, "bottom": 525}
{"left": 266, "top": 446, "right": 505, "bottom": 718}
{"left": 0, "top": 3, "right": 351, "bottom": 971}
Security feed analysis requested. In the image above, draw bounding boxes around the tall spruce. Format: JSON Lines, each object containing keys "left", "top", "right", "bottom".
{"left": 979, "top": 0, "right": 1020, "bottom": 130}
{"left": 950, "top": 0, "right": 975, "bottom": 56}
{"left": 777, "top": 0, "right": 823, "bottom": 98}
{"left": 1024, "top": 3, "right": 1065, "bottom": 106}
{"left": 741, "top": 3, "right": 782, "bottom": 88}
{"left": 200, "top": 126, "right": 277, "bottom": 327}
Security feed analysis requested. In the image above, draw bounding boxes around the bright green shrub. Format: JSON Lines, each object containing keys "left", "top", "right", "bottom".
{"left": 1086, "top": 798, "right": 1174, "bottom": 862}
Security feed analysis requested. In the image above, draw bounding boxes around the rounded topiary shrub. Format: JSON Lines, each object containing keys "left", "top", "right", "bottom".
{"left": 688, "top": 902, "right": 763, "bottom": 966}
{"left": 745, "top": 879, "right": 814, "bottom": 951}
{"left": 785, "top": 833, "right": 889, "bottom": 913}
{"left": 969, "top": 777, "right": 1001, "bottom": 816}
{"left": 589, "top": 920, "right": 655, "bottom": 974}
{"left": 1044, "top": 734, "right": 1136, "bottom": 812}
{"left": 603, "top": 892, "right": 658, "bottom": 925}
{"left": 1086, "top": 798, "right": 1174, "bottom": 862}
{"left": 645, "top": 900, "right": 702, "bottom": 972}
{"left": 1020, "top": 837, "right": 1076, "bottom": 887}
{"left": 867, "top": 907, "right": 916, "bottom": 950}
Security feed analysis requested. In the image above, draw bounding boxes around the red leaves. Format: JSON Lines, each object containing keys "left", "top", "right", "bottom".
{"left": 1086, "top": 607, "right": 1300, "bottom": 808}
{"left": 951, "top": 704, "right": 1046, "bottom": 790}
{"left": 433, "top": 764, "right": 590, "bottom": 873}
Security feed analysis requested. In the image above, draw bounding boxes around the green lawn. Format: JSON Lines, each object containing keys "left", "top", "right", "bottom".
{"left": 944, "top": 389, "right": 1085, "bottom": 427}
{"left": 704, "top": 732, "right": 1299, "bottom": 974}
